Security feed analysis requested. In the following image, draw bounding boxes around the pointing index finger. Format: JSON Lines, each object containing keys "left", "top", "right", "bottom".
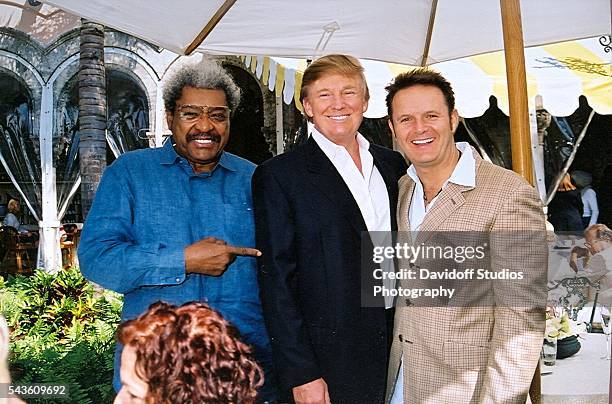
{"left": 227, "top": 245, "right": 262, "bottom": 257}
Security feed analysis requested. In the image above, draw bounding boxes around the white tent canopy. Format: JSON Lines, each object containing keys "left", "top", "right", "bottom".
{"left": 43, "top": 0, "right": 610, "bottom": 66}
{"left": 246, "top": 37, "right": 611, "bottom": 118}
{"left": 30, "top": 0, "right": 610, "bottom": 271}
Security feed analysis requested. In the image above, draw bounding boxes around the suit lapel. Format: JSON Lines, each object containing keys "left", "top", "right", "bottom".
{"left": 396, "top": 177, "right": 416, "bottom": 248}
{"left": 403, "top": 152, "right": 481, "bottom": 244}
{"left": 420, "top": 184, "right": 470, "bottom": 231}
{"left": 397, "top": 176, "right": 415, "bottom": 232}
{"left": 416, "top": 158, "right": 479, "bottom": 245}
{"left": 303, "top": 137, "right": 367, "bottom": 234}
{"left": 370, "top": 146, "right": 400, "bottom": 230}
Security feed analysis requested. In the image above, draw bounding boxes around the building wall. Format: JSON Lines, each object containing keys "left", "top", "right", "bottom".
{"left": 0, "top": 19, "right": 279, "bottom": 223}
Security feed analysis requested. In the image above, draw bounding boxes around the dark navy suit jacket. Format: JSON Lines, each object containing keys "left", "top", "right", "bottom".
{"left": 253, "top": 136, "right": 407, "bottom": 404}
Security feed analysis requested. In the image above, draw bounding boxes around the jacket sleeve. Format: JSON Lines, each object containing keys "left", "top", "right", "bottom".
{"left": 479, "top": 182, "right": 547, "bottom": 403}
{"left": 252, "top": 164, "right": 322, "bottom": 391}
{"left": 78, "top": 163, "right": 186, "bottom": 294}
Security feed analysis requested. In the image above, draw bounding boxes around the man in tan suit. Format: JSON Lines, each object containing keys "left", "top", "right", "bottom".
{"left": 384, "top": 69, "right": 547, "bottom": 403}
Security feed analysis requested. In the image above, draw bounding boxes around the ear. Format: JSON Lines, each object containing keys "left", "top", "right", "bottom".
{"left": 302, "top": 98, "right": 314, "bottom": 119}
{"left": 166, "top": 110, "right": 174, "bottom": 128}
{"left": 362, "top": 98, "right": 369, "bottom": 114}
{"left": 450, "top": 109, "right": 459, "bottom": 133}
{"left": 387, "top": 117, "right": 396, "bottom": 138}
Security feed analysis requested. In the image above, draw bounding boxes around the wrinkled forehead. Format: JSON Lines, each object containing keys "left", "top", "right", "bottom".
{"left": 308, "top": 70, "right": 368, "bottom": 94}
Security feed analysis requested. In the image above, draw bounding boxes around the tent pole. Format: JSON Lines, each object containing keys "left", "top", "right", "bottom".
{"left": 154, "top": 79, "right": 165, "bottom": 147}
{"left": 39, "top": 83, "right": 61, "bottom": 272}
{"left": 185, "top": 0, "right": 237, "bottom": 55}
{"left": 500, "top": 1, "right": 540, "bottom": 401}
{"left": 275, "top": 92, "right": 284, "bottom": 155}
{"left": 500, "top": 0, "right": 533, "bottom": 185}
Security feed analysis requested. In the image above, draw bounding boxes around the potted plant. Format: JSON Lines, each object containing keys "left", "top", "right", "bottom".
{"left": 546, "top": 311, "right": 586, "bottom": 359}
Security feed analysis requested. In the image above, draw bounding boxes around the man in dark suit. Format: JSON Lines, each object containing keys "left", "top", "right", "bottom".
{"left": 253, "top": 54, "right": 407, "bottom": 404}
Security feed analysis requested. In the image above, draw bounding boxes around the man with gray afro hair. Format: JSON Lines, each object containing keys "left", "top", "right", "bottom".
{"left": 78, "top": 59, "right": 278, "bottom": 402}
{"left": 163, "top": 61, "right": 241, "bottom": 113}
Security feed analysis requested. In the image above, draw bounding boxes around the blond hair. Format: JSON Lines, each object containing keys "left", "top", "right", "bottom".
{"left": 299, "top": 54, "right": 370, "bottom": 103}
{"left": 6, "top": 200, "right": 19, "bottom": 214}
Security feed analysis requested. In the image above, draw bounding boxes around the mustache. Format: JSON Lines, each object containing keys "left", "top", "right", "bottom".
{"left": 186, "top": 132, "right": 222, "bottom": 143}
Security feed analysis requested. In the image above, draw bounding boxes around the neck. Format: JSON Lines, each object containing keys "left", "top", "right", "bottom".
{"left": 342, "top": 136, "right": 362, "bottom": 173}
{"left": 320, "top": 130, "right": 359, "bottom": 151}
{"left": 415, "top": 147, "right": 460, "bottom": 191}
{"left": 317, "top": 129, "right": 362, "bottom": 171}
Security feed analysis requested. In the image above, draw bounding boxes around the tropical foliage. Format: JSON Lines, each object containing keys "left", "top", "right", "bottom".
{"left": 0, "top": 267, "right": 122, "bottom": 403}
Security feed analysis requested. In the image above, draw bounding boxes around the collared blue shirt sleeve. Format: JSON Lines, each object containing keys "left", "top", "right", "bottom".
{"left": 78, "top": 161, "right": 186, "bottom": 294}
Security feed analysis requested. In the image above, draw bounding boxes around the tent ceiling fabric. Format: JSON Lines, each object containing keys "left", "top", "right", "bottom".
{"left": 43, "top": 0, "right": 610, "bottom": 65}
{"left": 0, "top": 0, "right": 79, "bottom": 45}
{"left": 245, "top": 37, "right": 611, "bottom": 118}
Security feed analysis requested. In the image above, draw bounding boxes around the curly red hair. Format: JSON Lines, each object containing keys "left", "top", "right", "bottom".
{"left": 117, "top": 301, "right": 264, "bottom": 403}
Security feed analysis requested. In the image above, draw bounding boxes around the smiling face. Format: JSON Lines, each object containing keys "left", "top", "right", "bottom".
{"left": 302, "top": 73, "right": 368, "bottom": 145}
{"left": 389, "top": 84, "right": 459, "bottom": 172}
{"left": 166, "top": 86, "right": 230, "bottom": 173}
{"left": 114, "top": 346, "right": 149, "bottom": 404}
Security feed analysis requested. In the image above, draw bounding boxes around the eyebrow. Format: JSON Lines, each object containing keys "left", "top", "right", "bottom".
{"left": 396, "top": 109, "right": 441, "bottom": 117}
{"left": 315, "top": 85, "right": 359, "bottom": 93}
{"left": 178, "top": 104, "right": 229, "bottom": 108}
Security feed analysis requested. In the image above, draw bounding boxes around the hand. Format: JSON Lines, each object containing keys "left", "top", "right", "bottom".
{"left": 569, "top": 246, "right": 588, "bottom": 272}
{"left": 293, "top": 378, "right": 331, "bottom": 404}
{"left": 185, "top": 237, "right": 261, "bottom": 276}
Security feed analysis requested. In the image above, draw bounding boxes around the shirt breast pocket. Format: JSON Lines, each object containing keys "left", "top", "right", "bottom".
{"left": 223, "top": 200, "right": 256, "bottom": 247}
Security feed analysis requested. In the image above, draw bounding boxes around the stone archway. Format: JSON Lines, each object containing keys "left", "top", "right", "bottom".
{"left": 56, "top": 66, "right": 152, "bottom": 223}
{"left": 106, "top": 68, "right": 151, "bottom": 156}
{"left": 0, "top": 68, "right": 40, "bottom": 222}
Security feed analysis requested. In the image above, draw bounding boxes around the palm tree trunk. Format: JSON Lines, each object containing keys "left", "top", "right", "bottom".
{"left": 78, "top": 19, "right": 106, "bottom": 219}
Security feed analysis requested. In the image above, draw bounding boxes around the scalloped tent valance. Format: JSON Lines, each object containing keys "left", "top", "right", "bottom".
{"left": 242, "top": 37, "right": 611, "bottom": 118}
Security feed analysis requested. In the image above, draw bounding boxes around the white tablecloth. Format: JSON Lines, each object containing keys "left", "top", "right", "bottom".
{"left": 542, "top": 333, "right": 610, "bottom": 403}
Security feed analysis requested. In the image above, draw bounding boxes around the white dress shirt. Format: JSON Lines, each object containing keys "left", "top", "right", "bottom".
{"left": 311, "top": 128, "right": 395, "bottom": 308}
{"left": 391, "top": 142, "right": 476, "bottom": 403}
{"left": 311, "top": 128, "right": 391, "bottom": 233}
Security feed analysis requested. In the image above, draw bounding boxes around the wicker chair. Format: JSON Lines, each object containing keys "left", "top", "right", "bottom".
{"left": 0, "top": 226, "right": 35, "bottom": 273}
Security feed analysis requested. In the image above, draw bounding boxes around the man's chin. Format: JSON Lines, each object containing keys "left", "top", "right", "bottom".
{"left": 189, "top": 152, "right": 222, "bottom": 166}
{"left": 188, "top": 145, "right": 221, "bottom": 159}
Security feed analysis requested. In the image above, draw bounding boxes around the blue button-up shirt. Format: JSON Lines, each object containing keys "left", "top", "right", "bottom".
{"left": 78, "top": 139, "right": 275, "bottom": 399}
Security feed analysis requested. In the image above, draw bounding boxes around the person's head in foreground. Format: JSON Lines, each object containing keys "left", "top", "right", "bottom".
{"left": 1, "top": 316, "right": 11, "bottom": 384}
{"left": 385, "top": 68, "right": 459, "bottom": 172}
{"left": 300, "top": 54, "right": 370, "bottom": 144}
{"left": 584, "top": 224, "right": 612, "bottom": 255}
{"left": 163, "top": 60, "right": 241, "bottom": 174}
{"left": 1, "top": 316, "right": 25, "bottom": 404}
{"left": 114, "top": 301, "right": 264, "bottom": 404}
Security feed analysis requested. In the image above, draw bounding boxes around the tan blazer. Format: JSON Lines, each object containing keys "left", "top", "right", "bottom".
{"left": 386, "top": 152, "right": 547, "bottom": 404}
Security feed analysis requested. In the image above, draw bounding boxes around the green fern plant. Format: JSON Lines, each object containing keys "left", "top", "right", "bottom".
{"left": 0, "top": 267, "right": 122, "bottom": 403}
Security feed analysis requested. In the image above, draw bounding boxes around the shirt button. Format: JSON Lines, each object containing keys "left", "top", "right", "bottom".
{"left": 398, "top": 334, "right": 403, "bottom": 342}
{"left": 175, "top": 277, "right": 181, "bottom": 283}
